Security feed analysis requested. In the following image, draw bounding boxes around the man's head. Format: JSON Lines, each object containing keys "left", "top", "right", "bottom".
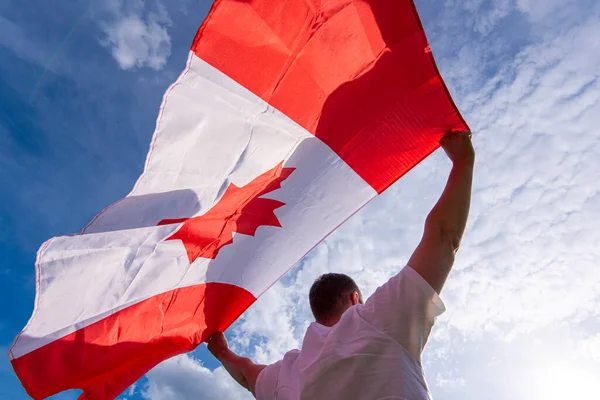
{"left": 309, "top": 273, "right": 364, "bottom": 326}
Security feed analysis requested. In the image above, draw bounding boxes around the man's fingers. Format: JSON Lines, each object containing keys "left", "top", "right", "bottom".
{"left": 448, "top": 129, "right": 471, "bottom": 137}
{"left": 441, "top": 130, "right": 472, "bottom": 145}
{"left": 440, "top": 129, "right": 475, "bottom": 163}
{"left": 208, "top": 331, "right": 223, "bottom": 343}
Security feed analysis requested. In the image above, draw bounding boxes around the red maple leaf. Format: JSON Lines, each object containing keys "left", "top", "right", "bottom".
{"left": 158, "top": 162, "right": 295, "bottom": 263}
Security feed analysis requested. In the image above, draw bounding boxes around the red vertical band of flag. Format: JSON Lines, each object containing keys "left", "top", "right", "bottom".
{"left": 192, "top": 0, "right": 469, "bottom": 193}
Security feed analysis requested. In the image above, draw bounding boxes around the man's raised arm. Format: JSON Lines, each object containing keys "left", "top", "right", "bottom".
{"left": 208, "top": 332, "right": 266, "bottom": 397}
{"left": 408, "top": 130, "right": 475, "bottom": 294}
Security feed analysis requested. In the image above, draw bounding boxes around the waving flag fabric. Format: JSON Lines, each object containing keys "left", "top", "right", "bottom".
{"left": 10, "top": 0, "right": 468, "bottom": 398}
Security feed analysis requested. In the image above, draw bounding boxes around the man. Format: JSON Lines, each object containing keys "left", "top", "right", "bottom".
{"left": 208, "top": 130, "right": 475, "bottom": 399}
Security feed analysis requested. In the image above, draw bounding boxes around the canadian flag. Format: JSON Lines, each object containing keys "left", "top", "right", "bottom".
{"left": 10, "top": 0, "right": 468, "bottom": 399}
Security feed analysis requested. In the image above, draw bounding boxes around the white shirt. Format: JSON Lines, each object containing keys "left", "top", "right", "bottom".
{"left": 255, "top": 266, "right": 446, "bottom": 400}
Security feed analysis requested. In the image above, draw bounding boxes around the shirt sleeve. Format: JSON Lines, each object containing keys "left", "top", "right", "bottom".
{"left": 254, "top": 360, "right": 281, "bottom": 400}
{"left": 356, "top": 266, "right": 446, "bottom": 361}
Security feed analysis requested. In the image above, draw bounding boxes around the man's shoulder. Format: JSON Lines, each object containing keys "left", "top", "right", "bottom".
{"left": 262, "top": 349, "right": 300, "bottom": 370}
{"left": 255, "top": 349, "right": 302, "bottom": 397}
{"left": 281, "top": 348, "right": 301, "bottom": 364}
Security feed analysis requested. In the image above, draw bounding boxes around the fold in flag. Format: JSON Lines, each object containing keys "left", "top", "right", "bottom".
{"left": 10, "top": 0, "right": 468, "bottom": 398}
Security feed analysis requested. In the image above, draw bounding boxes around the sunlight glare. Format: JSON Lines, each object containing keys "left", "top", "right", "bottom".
{"left": 532, "top": 361, "right": 600, "bottom": 399}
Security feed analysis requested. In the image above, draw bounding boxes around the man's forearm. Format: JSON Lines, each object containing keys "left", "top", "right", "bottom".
{"left": 208, "top": 331, "right": 266, "bottom": 395}
{"left": 214, "top": 347, "right": 266, "bottom": 395}
{"left": 426, "top": 159, "right": 474, "bottom": 249}
{"left": 218, "top": 348, "right": 254, "bottom": 389}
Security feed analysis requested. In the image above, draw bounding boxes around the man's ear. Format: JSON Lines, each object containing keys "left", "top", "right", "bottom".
{"left": 351, "top": 291, "right": 360, "bottom": 306}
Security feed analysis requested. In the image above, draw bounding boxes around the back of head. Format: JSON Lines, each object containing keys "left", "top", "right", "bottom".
{"left": 309, "top": 273, "right": 362, "bottom": 325}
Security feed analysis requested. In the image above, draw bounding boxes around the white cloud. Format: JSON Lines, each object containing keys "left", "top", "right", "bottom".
{"left": 516, "top": 0, "right": 565, "bottom": 20}
{"left": 441, "top": 14, "right": 600, "bottom": 339}
{"left": 143, "top": 354, "right": 251, "bottom": 400}
{"left": 577, "top": 334, "right": 600, "bottom": 363}
{"left": 231, "top": 280, "right": 303, "bottom": 364}
{"left": 472, "top": 0, "right": 513, "bottom": 35}
{"left": 436, "top": 369, "right": 467, "bottom": 390}
{"left": 98, "top": 0, "right": 171, "bottom": 70}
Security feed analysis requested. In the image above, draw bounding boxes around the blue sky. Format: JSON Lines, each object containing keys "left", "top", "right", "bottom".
{"left": 1, "top": 0, "right": 600, "bottom": 399}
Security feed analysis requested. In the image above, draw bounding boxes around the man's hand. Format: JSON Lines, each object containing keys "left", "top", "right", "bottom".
{"left": 208, "top": 331, "right": 229, "bottom": 360}
{"left": 408, "top": 130, "right": 475, "bottom": 294}
{"left": 441, "top": 130, "right": 474, "bottom": 164}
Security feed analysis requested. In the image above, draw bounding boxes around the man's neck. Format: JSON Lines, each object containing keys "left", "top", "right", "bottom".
{"left": 320, "top": 316, "right": 340, "bottom": 327}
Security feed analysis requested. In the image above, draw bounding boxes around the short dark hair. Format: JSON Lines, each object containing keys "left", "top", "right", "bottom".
{"left": 309, "top": 273, "right": 361, "bottom": 323}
